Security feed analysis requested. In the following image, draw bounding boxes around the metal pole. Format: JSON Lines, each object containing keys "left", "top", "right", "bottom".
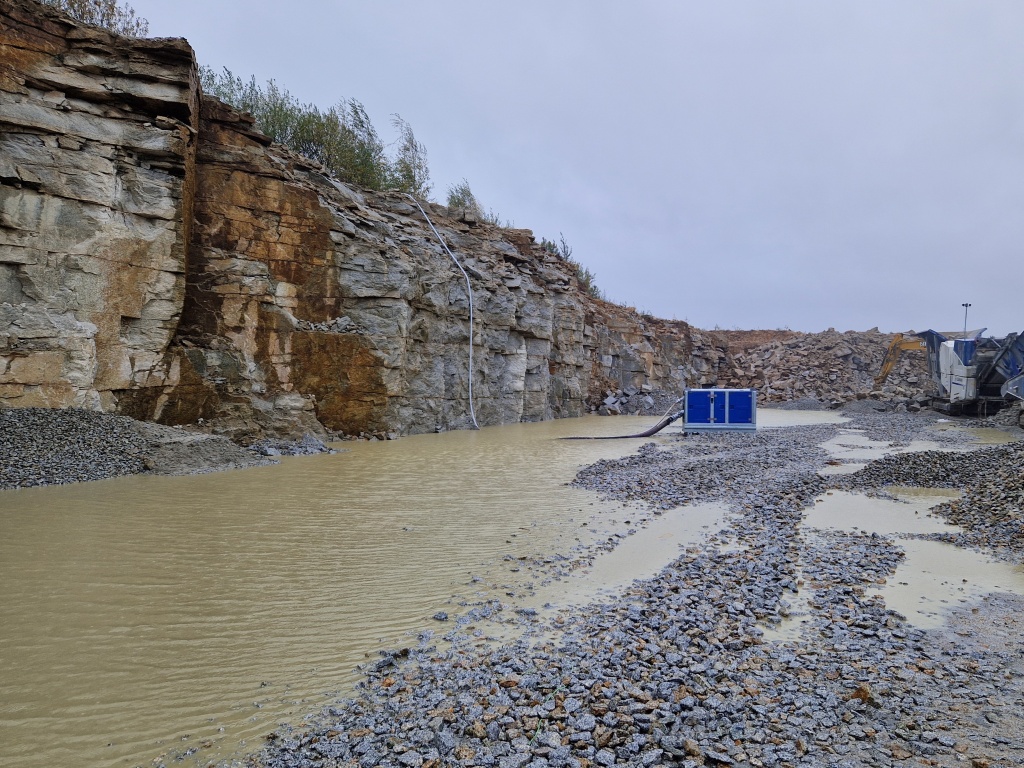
{"left": 961, "top": 302, "right": 971, "bottom": 338}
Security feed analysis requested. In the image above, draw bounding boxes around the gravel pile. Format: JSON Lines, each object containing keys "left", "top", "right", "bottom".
{"left": 929, "top": 446, "right": 1024, "bottom": 563}
{"left": 0, "top": 407, "right": 148, "bottom": 488}
{"left": 833, "top": 443, "right": 1021, "bottom": 491}
{"left": 0, "top": 407, "right": 272, "bottom": 490}
{"left": 255, "top": 412, "right": 1024, "bottom": 768}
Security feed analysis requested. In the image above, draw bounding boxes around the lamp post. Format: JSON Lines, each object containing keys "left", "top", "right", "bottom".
{"left": 961, "top": 302, "right": 971, "bottom": 339}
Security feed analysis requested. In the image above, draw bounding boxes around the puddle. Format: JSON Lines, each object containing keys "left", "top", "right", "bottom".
{"left": 805, "top": 490, "right": 960, "bottom": 535}
{"left": 534, "top": 503, "right": 730, "bottom": 608}
{"left": 458, "top": 503, "right": 731, "bottom": 648}
{"left": 933, "top": 426, "right": 1022, "bottom": 445}
{"left": 819, "top": 429, "right": 952, "bottom": 462}
{"left": 789, "top": 490, "right": 1024, "bottom": 632}
{"left": 756, "top": 410, "right": 849, "bottom": 428}
{"left": 887, "top": 486, "right": 962, "bottom": 502}
{"left": 867, "top": 539, "right": 1024, "bottom": 628}
{"left": 761, "top": 560, "right": 813, "bottom": 642}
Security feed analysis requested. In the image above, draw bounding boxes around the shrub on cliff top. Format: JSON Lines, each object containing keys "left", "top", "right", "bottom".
{"left": 445, "top": 179, "right": 511, "bottom": 227}
{"left": 40, "top": 0, "right": 149, "bottom": 36}
{"left": 540, "top": 234, "right": 605, "bottom": 301}
{"left": 199, "top": 67, "right": 431, "bottom": 197}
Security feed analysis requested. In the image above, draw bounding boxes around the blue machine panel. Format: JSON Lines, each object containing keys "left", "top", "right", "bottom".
{"left": 953, "top": 339, "right": 977, "bottom": 366}
{"left": 686, "top": 390, "right": 712, "bottom": 424}
{"left": 683, "top": 389, "right": 757, "bottom": 432}
{"left": 728, "top": 389, "right": 754, "bottom": 423}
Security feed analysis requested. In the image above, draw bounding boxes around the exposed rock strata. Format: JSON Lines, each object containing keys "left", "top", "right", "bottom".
{"left": 0, "top": 1, "right": 947, "bottom": 440}
{"left": 0, "top": 0, "right": 198, "bottom": 409}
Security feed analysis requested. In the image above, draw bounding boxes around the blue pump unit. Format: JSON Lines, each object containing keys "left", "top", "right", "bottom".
{"left": 683, "top": 389, "right": 757, "bottom": 432}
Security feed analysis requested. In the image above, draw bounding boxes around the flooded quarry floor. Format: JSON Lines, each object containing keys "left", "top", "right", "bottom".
{"left": 2, "top": 409, "right": 1023, "bottom": 768}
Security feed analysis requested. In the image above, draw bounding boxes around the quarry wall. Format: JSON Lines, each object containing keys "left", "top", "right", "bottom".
{"left": 0, "top": 0, "right": 928, "bottom": 441}
{"left": 0, "top": 0, "right": 735, "bottom": 440}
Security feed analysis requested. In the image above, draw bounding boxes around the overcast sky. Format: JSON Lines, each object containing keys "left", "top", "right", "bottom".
{"left": 131, "top": 0, "right": 1023, "bottom": 336}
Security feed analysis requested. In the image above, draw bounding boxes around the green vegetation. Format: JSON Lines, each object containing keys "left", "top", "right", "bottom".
{"left": 40, "top": 0, "right": 148, "bottom": 36}
{"left": 540, "top": 234, "right": 604, "bottom": 300}
{"left": 33, "top": 0, "right": 608, "bottom": 300}
{"left": 445, "top": 179, "right": 510, "bottom": 227}
{"left": 200, "top": 67, "right": 431, "bottom": 196}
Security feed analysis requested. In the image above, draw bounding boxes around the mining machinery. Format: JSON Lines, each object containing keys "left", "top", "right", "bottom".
{"left": 877, "top": 329, "right": 1024, "bottom": 415}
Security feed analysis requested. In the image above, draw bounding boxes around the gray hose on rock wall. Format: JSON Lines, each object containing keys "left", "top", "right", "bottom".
{"left": 406, "top": 194, "right": 480, "bottom": 429}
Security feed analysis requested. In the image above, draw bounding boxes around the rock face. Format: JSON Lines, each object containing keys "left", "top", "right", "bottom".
{"left": 125, "top": 97, "right": 598, "bottom": 439}
{"left": 142, "top": 99, "right": 735, "bottom": 440}
{"left": 0, "top": 0, "right": 198, "bottom": 409}
{"left": 0, "top": 1, "right": 947, "bottom": 439}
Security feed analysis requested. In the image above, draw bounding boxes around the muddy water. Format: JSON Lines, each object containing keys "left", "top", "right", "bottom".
{"left": 529, "top": 503, "right": 730, "bottom": 610}
{"left": 805, "top": 491, "right": 1024, "bottom": 629}
{"left": 814, "top": 422, "right": 1021, "bottom": 477}
{"left": 0, "top": 416, "right": 676, "bottom": 768}
{"left": 0, "top": 407, "right": 992, "bottom": 768}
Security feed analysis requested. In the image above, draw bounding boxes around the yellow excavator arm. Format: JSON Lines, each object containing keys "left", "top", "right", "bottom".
{"left": 875, "top": 333, "right": 927, "bottom": 387}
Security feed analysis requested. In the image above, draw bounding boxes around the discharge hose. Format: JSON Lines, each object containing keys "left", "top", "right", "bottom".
{"left": 406, "top": 194, "right": 480, "bottom": 429}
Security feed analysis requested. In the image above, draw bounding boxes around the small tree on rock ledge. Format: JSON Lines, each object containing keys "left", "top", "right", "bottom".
{"left": 39, "top": 0, "right": 149, "bottom": 37}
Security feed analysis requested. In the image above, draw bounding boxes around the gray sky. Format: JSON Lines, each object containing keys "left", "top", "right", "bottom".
{"left": 131, "top": 0, "right": 1024, "bottom": 336}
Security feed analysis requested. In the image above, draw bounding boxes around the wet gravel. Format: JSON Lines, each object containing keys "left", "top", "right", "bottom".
{"left": 252, "top": 411, "right": 1024, "bottom": 768}
{"left": 833, "top": 443, "right": 1019, "bottom": 491}
{"left": 837, "top": 440, "right": 1024, "bottom": 565}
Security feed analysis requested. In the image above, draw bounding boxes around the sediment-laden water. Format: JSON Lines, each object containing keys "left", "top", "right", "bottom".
{"left": 1, "top": 410, "right": 1018, "bottom": 768}
{"left": 0, "top": 416, "right": 696, "bottom": 768}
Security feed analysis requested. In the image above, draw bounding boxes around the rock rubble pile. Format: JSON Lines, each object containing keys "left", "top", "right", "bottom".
{"left": 592, "top": 388, "right": 682, "bottom": 418}
{"left": 719, "top": 329, "right": 932, "bottom": 406}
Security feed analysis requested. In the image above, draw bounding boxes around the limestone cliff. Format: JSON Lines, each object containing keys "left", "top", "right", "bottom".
{"left": 1, "top": 1, "right": 925, "bottom": 441}
{"left": 0, "top": 0, "right": 197, "bottom": 409}
{"left": 126, "top": 98, "right": 732, "bottom": 440}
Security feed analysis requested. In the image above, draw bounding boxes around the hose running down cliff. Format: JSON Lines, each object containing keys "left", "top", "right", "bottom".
{"left": 406, "top": 195, "right": 480, "bottom": 429}
{"left": 560, "top": 397, "right": 686, "bottom": 440}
